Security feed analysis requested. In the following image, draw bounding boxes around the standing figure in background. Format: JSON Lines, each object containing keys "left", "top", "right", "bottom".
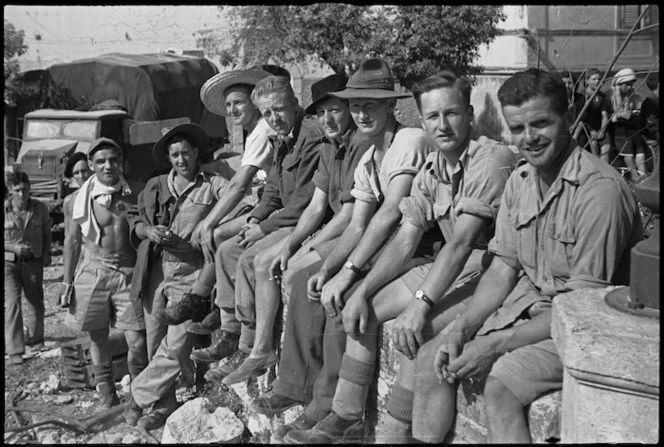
{"left": 610, "top": 68, "right": 646, "bottom": 182}
{"left": 640, "top": 72, "right": 659, "bottom": 170}
{"left": 574, "top": 68, "right": 612, "bottom": 163}
{"left": 4, "top": 171, "right": 52, "bottom": 365}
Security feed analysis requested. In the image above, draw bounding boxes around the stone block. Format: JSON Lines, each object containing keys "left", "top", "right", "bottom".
{"left": 161, "top": 397, "right": 244, "bottom": 444}
{"left": 552, "top": 287, "right": 659, "bottom": 443}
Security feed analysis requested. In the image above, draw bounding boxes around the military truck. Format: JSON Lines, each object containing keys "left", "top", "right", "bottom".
{"left": 13, "top": 51, "right": 228, "bottom": 216}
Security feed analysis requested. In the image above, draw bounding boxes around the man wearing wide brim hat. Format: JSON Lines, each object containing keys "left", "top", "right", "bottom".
{"left": 329, "top": 58, "right": 410, "bottom": 100}
{"left": 179, "top": 68, "right": 280, "bottom": 336}
{"left": 151, "top": 123, "right": 211, "bottom": 167}
{"left": 305, "top": 72, "right": 349, "bottom": 115}
{"left": 123, "top": 119, "right": 252, "bottom": 430}
{"left": 200, "top": 68, "right": 273, "bottom": 116}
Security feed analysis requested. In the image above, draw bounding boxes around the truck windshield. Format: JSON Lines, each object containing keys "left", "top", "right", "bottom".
{"left": 25, "top": 119, "right": 99, "bottom": 141}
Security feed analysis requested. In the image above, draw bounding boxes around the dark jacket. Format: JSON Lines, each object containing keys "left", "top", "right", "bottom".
{"left": 249, "top": 108, "right": 331, "bottom": 234}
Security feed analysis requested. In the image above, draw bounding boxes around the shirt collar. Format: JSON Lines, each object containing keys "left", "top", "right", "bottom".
{"left": 424, "top": 139, "right": 474, "bottom": 182}
{"left": 513, "top": 141, "right": 581, "bottom": 227}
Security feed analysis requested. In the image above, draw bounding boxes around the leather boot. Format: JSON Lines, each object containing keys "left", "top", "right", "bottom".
{"left": 187, "top": 307, "right": 222, "bottom": 335}
{"left": 154, "top": 292, "right": 209, "bottom": 326}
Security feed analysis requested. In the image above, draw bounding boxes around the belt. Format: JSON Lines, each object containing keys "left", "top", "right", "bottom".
{"left": 7, "top": 255, "right": 42, "bottom": 263}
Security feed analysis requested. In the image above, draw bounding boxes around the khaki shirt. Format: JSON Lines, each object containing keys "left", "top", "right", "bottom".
{"left": 399, "top": 136, "right": 517, "bottom": 247}
{"left": 479, "top": 144, "right": 643, "bottom": 335}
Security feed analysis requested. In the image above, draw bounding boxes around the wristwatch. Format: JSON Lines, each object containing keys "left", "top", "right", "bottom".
{"left": 414, "top": 289, "right": 435, "bottom": 308}
{"left": 344, "top": 260, "right": 361, "bottom": 274}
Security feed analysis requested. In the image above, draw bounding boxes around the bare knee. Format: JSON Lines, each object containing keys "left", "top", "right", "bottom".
{"left": 484, "top": 375, "right": 522, "bottom": 418}
{"left": 254, "top": 251, "right": 273, "bottom": 277}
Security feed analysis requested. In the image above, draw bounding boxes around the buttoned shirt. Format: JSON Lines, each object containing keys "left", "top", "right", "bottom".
{"left": 400, "top": 136, "right": 517, "bottom": 247}
{"left": 478, "top": 144, "right": 643, "bottom": 335}
{"left": 249, "top": 108, "right": 331, "bottom": 234}
{"left": 351, "top": 126, "right": 434, "bottom": 204}
{"left": 313, "top": 125, "right": 372, "bottom": 214}
{"left": 4, "top": 198, "right": 52, "bottom": 259}
{"left": 128, "top": 167, "right": 228, "bottom": 262}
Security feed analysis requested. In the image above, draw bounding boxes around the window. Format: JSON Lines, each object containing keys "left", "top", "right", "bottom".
{"left": 619, "top": 5, "right": 653, "bottom": 30}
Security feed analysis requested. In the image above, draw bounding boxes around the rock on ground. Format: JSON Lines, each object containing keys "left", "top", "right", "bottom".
{"left": 161, "top": 397, "right": 244, "bottom": 444}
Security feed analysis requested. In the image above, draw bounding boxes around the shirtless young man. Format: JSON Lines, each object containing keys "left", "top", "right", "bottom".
{"left": 59, "top": 138, "right": 147, "bottom": 408}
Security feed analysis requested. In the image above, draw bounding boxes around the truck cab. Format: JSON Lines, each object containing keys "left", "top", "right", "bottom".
{"left": 15, "top": 109, "right": 129, "bottom": 210}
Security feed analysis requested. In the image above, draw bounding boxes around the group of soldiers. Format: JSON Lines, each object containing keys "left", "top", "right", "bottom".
{"left": 5, "top": 57, "right": 644, "bottom": 443}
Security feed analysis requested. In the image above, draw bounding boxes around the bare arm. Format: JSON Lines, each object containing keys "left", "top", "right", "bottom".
{"left": 62, "top": 194, "right": 82, "bottom": 285}
{"left": 301, "top": 201, "right": 354, "bottom": 251}
{"left": 316, "top": 199, "right": 377, "bottom": 281}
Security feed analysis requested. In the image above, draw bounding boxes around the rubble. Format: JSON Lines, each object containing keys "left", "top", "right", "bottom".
{"left": 161, "top": 397, "right": 244, "bottom": 444}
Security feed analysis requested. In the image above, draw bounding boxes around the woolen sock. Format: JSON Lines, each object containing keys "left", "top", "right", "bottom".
{"left": 387, "top": 384, "right": 415, "bottom": 424}
{"left": 331, "top": 354, "right": 375, "bottom": 420}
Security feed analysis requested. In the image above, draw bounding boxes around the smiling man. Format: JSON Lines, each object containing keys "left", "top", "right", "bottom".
{"left": 61, "top": 138, "right": 147, "bottom": 409}
{"left": 423, "top": 68, "right": 643, "bottom": 443}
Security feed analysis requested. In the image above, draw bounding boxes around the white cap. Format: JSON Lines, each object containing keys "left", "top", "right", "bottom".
{"left": 614, "top": 68, "right": 636, "bottom": 85}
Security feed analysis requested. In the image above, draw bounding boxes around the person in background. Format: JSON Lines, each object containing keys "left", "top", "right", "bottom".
{"left": 574, "top": 68, "right": 612, "bottom": 163}
{"left": 639, "top": 71, "right": 659, "bottom": 170}
{"left": 59, "top": 152, "right": 94, "bottom": 309}
{"left": 4, "top": 171, "right": 52, "bottom": 365}
{"left": 59, "top": 138, "right": 147, "bottom": 409}
{"left": 610, "top": 67, "right": 646, "bottom": 182}
{"left": 420, "top": 68, "right": 642, "bottom": 443}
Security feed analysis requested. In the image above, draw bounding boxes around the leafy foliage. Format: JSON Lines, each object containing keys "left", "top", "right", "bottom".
{"left": 4, "top": 20, "right": 28, "bottom": 107}
{"left": 198, "top": 5, "right": 505, "bottom": 89}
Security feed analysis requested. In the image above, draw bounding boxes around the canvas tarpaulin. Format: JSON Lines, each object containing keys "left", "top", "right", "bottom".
{"left": 47, "top": 52, "right": 227, "bottom": 138}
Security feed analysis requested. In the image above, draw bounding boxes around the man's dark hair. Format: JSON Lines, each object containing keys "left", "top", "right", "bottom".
{"left": 585, "top": 68, "right": 602, "bottom": 81}
{"left": 645, "top": 72, "right": 659, "bottom": 91}
{"left": 165, "top": 133, "right": 198, "bottom": 154}
{"left": 498, "top": 68, "right": 569, "bottom": 116}
{"left": 8, "top": 171, "right": 30, "bottom": 187}
{"left": 411, "top": 70, "right": 472, "bottom": 112}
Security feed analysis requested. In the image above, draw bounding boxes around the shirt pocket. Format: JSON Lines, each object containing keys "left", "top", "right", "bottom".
{"left": 282, "top": 153, "right": 301, "bottom": 173}
{"left": 432, "top": 183, "right": 453, "bottom": 220}
{"left": 511, "top": 214, "right": 537, "bottom": 269}
{"left": 182, "top": 188, "right": 214, "bottom": 223}
{"left": 546, "top": 219, "right": 576, "bottom": 277}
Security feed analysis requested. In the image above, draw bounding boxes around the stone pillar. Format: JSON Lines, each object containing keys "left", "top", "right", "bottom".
{"left": 551, "top": 287, "right": 659, "bottom": 443}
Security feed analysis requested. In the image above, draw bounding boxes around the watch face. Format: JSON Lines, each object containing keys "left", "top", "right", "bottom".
{"left": 415, "top": 289, "right": 424, "bottom": 299}
{"left": 345, "top": 261, "right": 353, "bottom": 269}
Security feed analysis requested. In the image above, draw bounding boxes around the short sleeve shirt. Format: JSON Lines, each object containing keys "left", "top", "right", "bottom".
{"left": 313, "top": 127, "right": 372, "bottom": 214}
{"left": 351, "top": 126, "right": 434, "bottom": 203}
{"left": 241, "top": 117, "right": 277, "bottom": 182}
{"left": 399, "top": 136, "right": 517, "bottom": 247}
{"left": 479, "top": 144, "right": 643, "bottom": 334}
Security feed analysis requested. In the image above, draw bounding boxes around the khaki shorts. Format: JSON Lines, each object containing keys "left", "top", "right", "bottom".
{"left": 488, "top": 337, "right": 562, "bottom": 405}
{"left": 66, "top": 250, "right": 145, "bottom": 332}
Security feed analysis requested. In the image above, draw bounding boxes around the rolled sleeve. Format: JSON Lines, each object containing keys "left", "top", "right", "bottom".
{"left": 384, "top": 129, "right": 433, "bottom": 181}
{"left": 456, "top": 140, "right": 516, "bottom": 221}
{"left": 350, "top": 155, "right": 377, "bottom": 203}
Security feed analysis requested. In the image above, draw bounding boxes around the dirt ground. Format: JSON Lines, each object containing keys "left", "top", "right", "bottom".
{"left": 4, "top": 243, "right": 248, "bottom": 444}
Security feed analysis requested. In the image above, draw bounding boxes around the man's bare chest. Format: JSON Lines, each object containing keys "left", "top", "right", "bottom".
{"left": 92, "top": 196, "right": 133, "bottom": 228}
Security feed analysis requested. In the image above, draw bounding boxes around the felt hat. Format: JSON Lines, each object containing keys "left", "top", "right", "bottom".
{"left": 614, "top": 68, "right": 636, "bottom": 85}
{"left": 87, "top": 137, "right": 123, "bottom": 159}
{"left": 200, "top": 68, "right": 272, "bottom": 116}
{"left": 305, "top": 73, "right": 349, "bottom": 115}
{"left": 64, "top": 151, "right": 88, "bottom": 178}
{"left": 330, "top": 58, "right": 410, "bottom": 100}
{"left": 152, "top": 123, "right": 210, "bottom": 167}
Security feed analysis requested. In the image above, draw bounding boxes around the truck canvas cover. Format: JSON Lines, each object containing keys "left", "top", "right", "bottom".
{"left": 47, "top": 52, "right": 227, "bottom": 138}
